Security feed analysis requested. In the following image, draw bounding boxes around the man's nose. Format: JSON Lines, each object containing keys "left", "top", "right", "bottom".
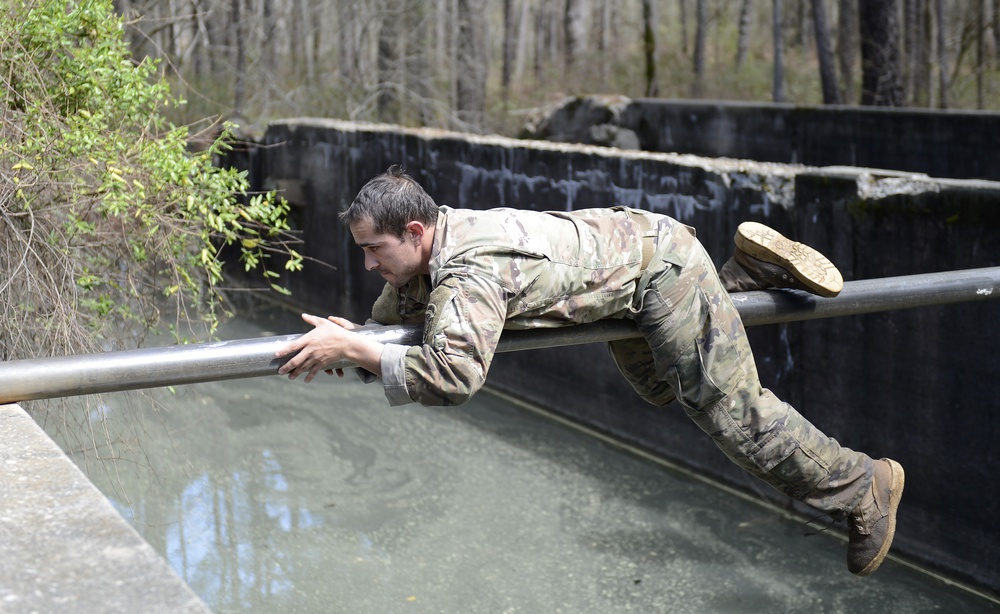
{"left": 364, "top": 253, "right": 378, "bottom": 271}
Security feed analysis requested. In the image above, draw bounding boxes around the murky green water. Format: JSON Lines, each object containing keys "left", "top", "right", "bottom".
{"left": 48, "top": 315, "right": 999, "bottom": 613}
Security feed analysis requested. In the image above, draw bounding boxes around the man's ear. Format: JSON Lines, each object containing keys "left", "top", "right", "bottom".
{"left": 404, "top": 220, "right": 425, "bottom": 245}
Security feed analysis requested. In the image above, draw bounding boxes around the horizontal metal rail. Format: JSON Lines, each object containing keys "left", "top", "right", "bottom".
{"left": 1, "top": 266, "right": 999, "bottom": 404}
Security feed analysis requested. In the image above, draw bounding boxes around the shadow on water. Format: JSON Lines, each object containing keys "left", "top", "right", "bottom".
{"left": 49, "top": 313, "right": 1000, "bottom": 614}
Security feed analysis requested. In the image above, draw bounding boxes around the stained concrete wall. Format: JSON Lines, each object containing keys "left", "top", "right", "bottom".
{"left": 237, "top": 118, "right": 1000, "bottom": 596}
{"left": 621, "top": 99, "right": 1000, "bottom": 181}
{"left": 530, "top": 97, "right": 1000, "bottom": 181}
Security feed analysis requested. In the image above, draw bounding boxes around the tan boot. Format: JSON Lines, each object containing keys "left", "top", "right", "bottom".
{"left": 734, "top": 221, "right": 844, "bottom": 297}
{"left": 847, "top": 458, "right": 905, "bottom": 575}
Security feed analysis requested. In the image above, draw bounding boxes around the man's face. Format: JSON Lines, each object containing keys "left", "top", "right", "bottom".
{"left": 350, "top": 218, "right": 424, "bottom": 288}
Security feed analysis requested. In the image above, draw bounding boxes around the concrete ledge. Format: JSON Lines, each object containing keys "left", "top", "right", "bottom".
{"left": 0, "top": 404, "right": 209, "bottom": 613}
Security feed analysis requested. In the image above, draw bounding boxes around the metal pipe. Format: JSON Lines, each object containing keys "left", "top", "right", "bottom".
{"left": 2, "top": 266, "right": 999, "bottom": 403}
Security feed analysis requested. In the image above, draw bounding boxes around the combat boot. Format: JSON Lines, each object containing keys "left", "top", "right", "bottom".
{"left": 847, "top": 458, "right": 905, "bottom": 576}
{"left": 734, "top": 221, "right": 844, "bottom": 297}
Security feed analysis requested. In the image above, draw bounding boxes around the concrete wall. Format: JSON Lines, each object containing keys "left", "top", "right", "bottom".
{"left": 543, "top": 98, "right": 1000, "bottom": 181}
{"left": 239, "top": 118, "right": 1000, "bottom": 596}
{"left": 0, "top": 404, "right": 210, "bottom": 613}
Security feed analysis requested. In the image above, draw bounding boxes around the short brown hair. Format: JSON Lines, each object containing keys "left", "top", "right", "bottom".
{"left": 340, "top": 165, "right": 439, "bottom": 237}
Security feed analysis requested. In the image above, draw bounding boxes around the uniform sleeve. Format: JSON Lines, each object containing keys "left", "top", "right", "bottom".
{"left": 382, "top": 273, "right": 508, "bottom": 406}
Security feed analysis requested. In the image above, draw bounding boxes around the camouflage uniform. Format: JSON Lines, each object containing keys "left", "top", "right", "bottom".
{"left": 370, "top": 205, "right": 873, "bottom": 518}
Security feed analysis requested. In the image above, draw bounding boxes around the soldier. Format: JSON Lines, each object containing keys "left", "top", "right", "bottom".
{"left": 276, "top": 166, "right": 903, "bottom": 576}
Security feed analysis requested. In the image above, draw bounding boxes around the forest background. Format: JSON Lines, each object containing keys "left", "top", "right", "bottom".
{"left": 116, "top": 0, "right": 1000, "bottom": 138}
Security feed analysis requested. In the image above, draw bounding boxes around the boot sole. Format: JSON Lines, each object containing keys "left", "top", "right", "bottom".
{"left": 734, "top": 222, "right": 844, "bottom": 297}
{"left": 856, "top": 458, "right": 905, "bottom": 576}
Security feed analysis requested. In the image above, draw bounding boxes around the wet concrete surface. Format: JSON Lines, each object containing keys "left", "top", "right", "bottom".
{"left": 52, "top": 316, "right": 1000, "bottom": 613}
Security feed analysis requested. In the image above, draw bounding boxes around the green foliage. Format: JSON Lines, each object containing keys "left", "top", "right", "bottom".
{"left": 0, "top": 0, "right": 302, "bottom": 360}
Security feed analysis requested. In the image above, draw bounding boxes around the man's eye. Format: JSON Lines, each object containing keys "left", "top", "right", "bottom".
{"left": 369, "top": 246, "right": 379, "bottom": 253}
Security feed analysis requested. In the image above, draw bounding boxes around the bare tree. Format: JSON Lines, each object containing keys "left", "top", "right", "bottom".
{"left": 737, "top": 0, "right": 754, "bottom": 68}
{"left": 337, "top": 0, "right": 359, "bottom": 86}
{"left": 812, "top": 0, "right": 840, "bottom": 103}
{"left": 513, "top": 0, "right": 532, "bottom": 82}
{"left": 791, "top": 0, "right": 810, "bottom": 49}
{"left": 905, "top": 0, "right": 918, "bottom": 103}
{"left": 860, "top": 0, "right": 904, "bottom": 106}
{"left": 456, "top": 0, "right": 487, "bottom": 128}
{"left": 404, "top": 0, "right": 438, "bottom": 126}
{"left": 910, "top": 0, "right": 933, "bottom": 106}
{"left": 692, "top": 0, "right": 706, "bottom": 97}
{"left": 533, "top": 0, "right": 550, "bottom": 83}
{"left": 977, "top": 0, "right": 986, "bottom": 109}
{"left": 564, "top": 0, "right": 587, "bottom": 78}
{"left": 231, "top": 0, "right": 246, "bottom": 113}
{"left": 502, "top": 0, "right": 515, "bottom": 100}
{"left": 595, "top": 0, "right": 614, "bottom": 83}
{"left": 773, "top": 0, "right": 786, "bottom": 102}
{"left": 937, "top": 0, "right": 949, "bottom": 107}
{"left": 643, "top": 0, "right": 659, "bottom": 96}
{"left": 376, "top": 1, "right": 400, "bottom": 123}
{"left": 837, "top": 0, "right": 858, "bottom": 103}
{"left": 994, "top": 0, "right": 1000, "bottom": 63}
{"left": 904, "top": 0, "right": 932, "bottom": 106}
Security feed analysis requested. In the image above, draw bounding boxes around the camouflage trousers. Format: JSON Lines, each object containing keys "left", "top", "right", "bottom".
{"left": 610, "top": 223, "right": 873, "bottom": 518}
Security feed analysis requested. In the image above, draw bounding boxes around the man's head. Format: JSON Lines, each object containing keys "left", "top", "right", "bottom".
{"left": 341, "top": 166, "right": 438, "bottom": 287}
{"left": 340, "top": 165, "right": 439, "bottom": 236}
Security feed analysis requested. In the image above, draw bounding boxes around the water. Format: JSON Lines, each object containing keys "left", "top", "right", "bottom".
{"left": 52, "top": 316, "right": 999, "bottom": 613}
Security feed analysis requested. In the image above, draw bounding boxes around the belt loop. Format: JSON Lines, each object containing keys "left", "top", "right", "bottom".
{"left": 640, "top": 236, "right": 655, "bottom": 271}
{"left": 625, "top": 209, "right": 657, "bottom": 271}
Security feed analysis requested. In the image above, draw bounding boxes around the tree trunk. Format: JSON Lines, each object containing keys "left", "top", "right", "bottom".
{"left": 377, "top": 1, "right": 400, "bottom": 123}
{"left": 231, "top": 0, "right": 245, "bottom": 113}
{"left": 534, "top": 0, "right": 547, "bottom": 83}
{"left": 812, "top": 0, "right": 840, "bottom": 103}
{"left": 564, "top": 0, "right": 586, "bottom": 78}
{"left": 692, "top": 0, "right": 706, "bottom": 97}
{"left": 737, "top": 0, "right": 753, "bottom": 68}
{"left": 680, "top": 0, "right": 689, "bottom": 56}
{"left": 773, "top": 0, "right": 786, "bottom": 102}
{"left": 643, "top": 0, "right": 659, "bottom": 97}
{"left": 792, "top": 0, "right": 809, "bottom": 49}
{"left": 456, "top": 0, "right": 486, "bottom": 129}
{"left": 308, "top": 0, "right": 320, "bottom": 82}
{"left": 514, "top": 0, "right": 532, "bottom": 81}
{"left": 261, "top": 0, "right": 276, "bottom": 75}
{"left": 913, "top": 0, "right": 932, "bottom": 106}
{"left": 977, "top": 0, "right": 985, "bottom": 109}
{"left": 904, "top": 0, "right": 915, "bottom": 103}
{"left": 597, "top": 0, "right": 612, "bottom": 83}
{"left": 859, "top": 0, "right": 904, "bottom": 106}
{"left": 404, "top": 0, "right": 435, "bottom": 125}
{"left": 502, "top": 0, "right": 515, "bottom": 100}
{"left": 338, "top": 0, "right": 357, "bottom": 84}
{"left": 994, "top": 0, "right": 1000, "bottom": 63}
{"left": 936, "top": 0, "right": 948, "bottom": 108}
{"left": 836, "top": 0, "right": 857, "bottom": 103}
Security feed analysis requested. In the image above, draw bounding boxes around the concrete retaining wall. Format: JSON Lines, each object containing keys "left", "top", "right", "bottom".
{"left": 0, "top": 404, "right": 209, "bottom": 613}
{"left": 529, "top": 97, "right": 1000, "bottom": 181}
{"left": 239, "top": 118, "right": 1000, "bottom": 595}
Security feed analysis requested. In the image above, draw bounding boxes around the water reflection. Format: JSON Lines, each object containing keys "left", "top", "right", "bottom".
{"left": 160, "top": 451, "right": 319, "bottom": 609}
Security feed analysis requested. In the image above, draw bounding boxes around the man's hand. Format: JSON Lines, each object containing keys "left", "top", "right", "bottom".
{"left": 276, "top": 313, "right": 383, "bottom": 383}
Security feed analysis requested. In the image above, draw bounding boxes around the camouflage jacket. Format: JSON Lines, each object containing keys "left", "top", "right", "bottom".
{"left": 373, "top": 205, "right": 688, "bottom": 406}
